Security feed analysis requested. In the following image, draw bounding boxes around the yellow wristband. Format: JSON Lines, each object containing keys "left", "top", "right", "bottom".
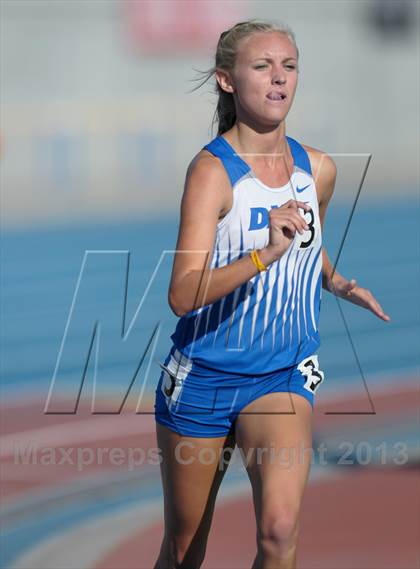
{"left": 250, "top": 249, "right": 267, "bottom": 272}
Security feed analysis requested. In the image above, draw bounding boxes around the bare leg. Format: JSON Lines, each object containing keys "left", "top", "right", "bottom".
{"left": 235, "top": 392, "right": 313, "bottom": 569}
{"left": 153, "top": 422, "right": 236, "bottom": 569}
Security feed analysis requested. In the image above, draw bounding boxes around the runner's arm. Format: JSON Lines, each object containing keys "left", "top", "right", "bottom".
{"left": 168, "top": 155, "right": 277, "bottom": 317}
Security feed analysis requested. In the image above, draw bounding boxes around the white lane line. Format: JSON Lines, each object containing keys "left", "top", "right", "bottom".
{"left": 0, "top": 414, "right": 156, "bottom": 459}
{"left": 9, "top": 500, "right": 163, "bottom": 569}
{"left": 1, "top": 466, "right": 156, "bottom": 514}
{"left": 8, "top": 471, "right": 250, "bottom": 569}
{"left": 8, "top": 467, "right": 337, "bottom": 569}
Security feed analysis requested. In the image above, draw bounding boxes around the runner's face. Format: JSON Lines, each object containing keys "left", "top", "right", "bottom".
{"left": 231, "top": 31, "right": 299, "bottom": 126}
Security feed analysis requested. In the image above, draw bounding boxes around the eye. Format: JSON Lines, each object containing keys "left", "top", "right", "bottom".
{"left": 254, "top": 64, "right": 268, "bottom": 70}
{"left": 285, "top": 64, "right": 296, "bottom": 70}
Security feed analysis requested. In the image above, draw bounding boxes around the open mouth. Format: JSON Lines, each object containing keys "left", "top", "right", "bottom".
{"left": 266, "top": 92, "right": 287, "bottom": 102}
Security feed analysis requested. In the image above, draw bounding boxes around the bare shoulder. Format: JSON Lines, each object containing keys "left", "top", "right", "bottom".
{"left": 184, "top": 148, "right": 232, "bottom": 216}
{"left": 186, "top": 148, "right": 231, "bottom": 183}
{"left": 301, "top": 143, "right": 337, "bottom": 204}
{"left": 301, "top": 143, "right": 337, "bottom": 180}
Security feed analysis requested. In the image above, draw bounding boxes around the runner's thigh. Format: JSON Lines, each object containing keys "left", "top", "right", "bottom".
{"left": 234, "top": 392, "right": 313, "bottom": 524}
{"left": 156, "top": 422, "right": 236, "bottom": 539}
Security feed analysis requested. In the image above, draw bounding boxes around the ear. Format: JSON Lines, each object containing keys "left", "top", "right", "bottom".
{"left": 215, "top": 69, "right": 235, "bottom": 94}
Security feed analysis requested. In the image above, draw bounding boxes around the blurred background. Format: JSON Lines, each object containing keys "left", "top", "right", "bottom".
{"left": 1, "top": 1, "right": 419, "bottom": 568}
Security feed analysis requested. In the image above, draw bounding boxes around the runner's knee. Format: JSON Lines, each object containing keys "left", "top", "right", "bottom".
{"left": 257, "top": 506, "right": 300, "bottom": 553}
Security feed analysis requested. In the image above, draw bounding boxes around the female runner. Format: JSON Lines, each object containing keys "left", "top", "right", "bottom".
{"left": 153, "top": 19, "right": 390, "bottom": 569}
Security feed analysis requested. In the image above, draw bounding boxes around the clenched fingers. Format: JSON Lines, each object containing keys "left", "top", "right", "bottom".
{"left": 269, "top": 207, "right": 309, "bottom": 235}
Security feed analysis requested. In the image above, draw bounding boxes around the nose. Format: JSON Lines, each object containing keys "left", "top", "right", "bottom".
{"left": 272, "top": 72, "right": 286, "bottom": 85}
{"left": 271, "top": 65, "right": 286, "bottom": 85}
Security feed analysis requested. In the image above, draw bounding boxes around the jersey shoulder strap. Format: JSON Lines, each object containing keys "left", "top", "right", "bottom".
{"left": 202, "top": 134, "right": 312, "bottom": 182}
{"left": 286, "top": 136, "right": 312, "bottom": 176}
{"left": 202, "top": 136, "right": 251, "bottom": 187}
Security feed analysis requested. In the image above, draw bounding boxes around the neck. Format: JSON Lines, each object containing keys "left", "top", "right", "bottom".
{"left": 224, "top": 121, "right": 291, "bottom": 170}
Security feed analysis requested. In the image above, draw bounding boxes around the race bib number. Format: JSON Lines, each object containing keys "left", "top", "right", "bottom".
{"left": 292, "top": 205, "right": 321, "bottom": 251}
{"left": 159, "top": 355, "right": 190, "bottom": 405}
{"left": 298, "top": 354, "right": 325, "bottom": 393}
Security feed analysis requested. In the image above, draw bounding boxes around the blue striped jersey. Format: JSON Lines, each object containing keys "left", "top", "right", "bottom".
{"left": 170, "top": 134, "right": 323, "bottom": 375}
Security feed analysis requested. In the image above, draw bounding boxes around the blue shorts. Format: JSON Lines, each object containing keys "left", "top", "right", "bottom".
{"left": 154, "top": 346, "right": 325, "bottom": 438}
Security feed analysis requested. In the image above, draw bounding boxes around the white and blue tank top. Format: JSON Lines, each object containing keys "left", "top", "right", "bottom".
{"left": 170, "top": 134, "right": 323, "bottom": 375}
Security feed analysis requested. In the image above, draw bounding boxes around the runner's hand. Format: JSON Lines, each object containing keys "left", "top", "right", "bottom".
{"left": 328, "top": 275, "right": 391, "bottom": 322}
{"left": 265, "top": 199, "right": 311, "bottom": 260}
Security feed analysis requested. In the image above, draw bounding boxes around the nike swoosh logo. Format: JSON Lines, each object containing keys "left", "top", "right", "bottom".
{"left": 296, "top": 184, "right": 310, "bottom": 193}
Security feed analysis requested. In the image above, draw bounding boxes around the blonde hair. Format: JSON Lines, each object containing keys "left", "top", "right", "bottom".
{"left": 189, "top": 19, "right": 299, "bottom": 136}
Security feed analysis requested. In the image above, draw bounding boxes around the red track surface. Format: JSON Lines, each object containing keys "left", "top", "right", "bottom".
{"left": 2, "top": 381, "right": 419, "bottom": 569}
{"left": 95, "top": 465, "right": 419, "bottom": 569}
{"left": 96, "top": 382, "right": 419, "bottom": 569}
